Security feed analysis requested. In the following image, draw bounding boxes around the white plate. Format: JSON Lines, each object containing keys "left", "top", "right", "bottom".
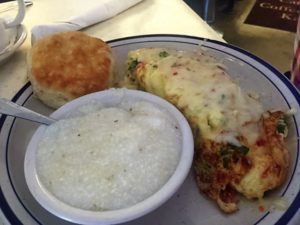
{"left": 0, "top": 34, "right": 300, "bottom": 225}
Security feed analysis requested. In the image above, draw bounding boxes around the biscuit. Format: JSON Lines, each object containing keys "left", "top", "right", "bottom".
{"left": 28, "top": 31, "right": 114, "bottom": 108}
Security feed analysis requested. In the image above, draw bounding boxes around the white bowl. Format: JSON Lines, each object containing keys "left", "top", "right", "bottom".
{"left": 24, "top": 88, "right": 194, "bottom": 225}
{"left": 0, "top": 24, "right": 27, "bottom": 64}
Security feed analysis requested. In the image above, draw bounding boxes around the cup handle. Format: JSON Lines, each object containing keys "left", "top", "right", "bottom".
{"left": 5, "top": 0, "right": 26, "bottom": 28}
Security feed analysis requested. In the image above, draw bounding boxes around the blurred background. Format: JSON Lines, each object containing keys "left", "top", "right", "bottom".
{"left": 0, "top": 0, "right": 295, "bottom": 74}
{"left": 184, "top": 0, "right": 295, "bottom": 74}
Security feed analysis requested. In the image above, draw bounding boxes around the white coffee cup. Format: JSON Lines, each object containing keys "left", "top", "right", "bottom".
{"left": 0, "top": 0, "right": 26, "bottom": 53}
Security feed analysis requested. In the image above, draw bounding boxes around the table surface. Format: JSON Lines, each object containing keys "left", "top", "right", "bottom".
{"left": 0, "top": 0, "right": 224, "bottom": 100}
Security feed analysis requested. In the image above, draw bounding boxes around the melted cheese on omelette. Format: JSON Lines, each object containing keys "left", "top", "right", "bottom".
{"left": 126, "top": 48, "right": 263, "bottom": 145}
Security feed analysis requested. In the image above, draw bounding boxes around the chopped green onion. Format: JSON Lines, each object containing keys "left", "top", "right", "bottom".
{"left": 277, "top": 123, "right": 286, "bottom": 134}
{"left": 277, "top": 116, "right": 287, "bottom": 134}
{"left": 128, "top": 59, "right": 139, "bottom": 72}
{"left": 159, "top": 51, "right": 169, "bottom": 58}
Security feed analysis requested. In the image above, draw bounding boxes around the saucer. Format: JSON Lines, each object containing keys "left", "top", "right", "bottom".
{"left": 0, "top": 24, "right": 27, "bottom": 64}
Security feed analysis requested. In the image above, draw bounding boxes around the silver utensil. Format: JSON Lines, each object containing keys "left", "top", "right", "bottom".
{"left": 0, "top": 98, "right": 56, "bottom": 125}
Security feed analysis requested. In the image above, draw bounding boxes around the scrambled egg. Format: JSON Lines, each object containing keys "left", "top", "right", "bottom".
{"left": 124, "top": 48, "right": 290, "bottom": 213}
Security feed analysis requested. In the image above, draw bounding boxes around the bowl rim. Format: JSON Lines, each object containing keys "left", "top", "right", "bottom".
{"left": 0, "top": 24, "right": 27, "bottom": 64}
{"left": 24, "top": 88, "right": 194, "bottom": 225}
{"left": 0, "top": 24, "right": 27, "bottom": 54}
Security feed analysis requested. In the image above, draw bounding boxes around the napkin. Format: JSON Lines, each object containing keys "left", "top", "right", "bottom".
{"left": 31, "top": 0, "right": 143, "bottom": 44}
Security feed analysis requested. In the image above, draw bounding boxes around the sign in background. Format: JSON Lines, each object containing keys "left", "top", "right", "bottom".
{"left": 245, "top": 0, "right": 300, "bottom": 32}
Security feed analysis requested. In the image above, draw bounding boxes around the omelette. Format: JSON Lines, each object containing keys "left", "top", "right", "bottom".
{"left": 123, "top": 48, "right": 290, "bottom": 213}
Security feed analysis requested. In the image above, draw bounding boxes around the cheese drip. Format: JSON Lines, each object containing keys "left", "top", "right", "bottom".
{"left": 127, "top": 48, "right": 264, "bottom": 144}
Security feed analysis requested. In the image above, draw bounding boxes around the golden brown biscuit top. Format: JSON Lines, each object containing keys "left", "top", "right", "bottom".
{"left": 31, "top": 31, "right": 113, "bottom": 97}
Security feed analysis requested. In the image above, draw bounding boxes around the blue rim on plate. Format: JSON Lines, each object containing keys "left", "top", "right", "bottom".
{"left": 0, "top": 34, "right": 299, "bottom": 225}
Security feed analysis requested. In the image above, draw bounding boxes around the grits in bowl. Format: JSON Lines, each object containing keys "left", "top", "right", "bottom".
{"left": 24, "top": 88, "right": 194, "bottom": 225}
